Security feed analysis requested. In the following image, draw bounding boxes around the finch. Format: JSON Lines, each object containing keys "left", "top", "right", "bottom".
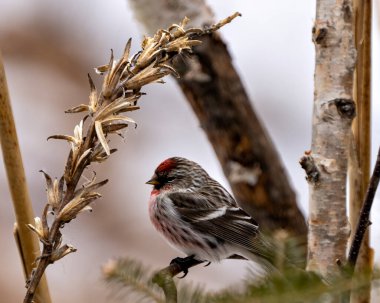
{"left": 146, "top": 157, "right": 274, "bottom": 272}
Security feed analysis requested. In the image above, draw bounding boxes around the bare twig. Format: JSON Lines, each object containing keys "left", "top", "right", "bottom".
{"left": 339, "top": 146, "right": 380, "bottom": 303}
{"left": 22, "top": 14, "right": 239, "bottom": 303}
{"left": 348, "top": 146, "right": 380, "bottom": 267}
{"left": 0, "top": 52, "right": 52, "bottom": 303}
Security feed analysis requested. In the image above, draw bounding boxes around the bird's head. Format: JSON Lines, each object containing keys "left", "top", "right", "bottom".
{"left": 146, "top": 157, "right": 207, "bottom": 190}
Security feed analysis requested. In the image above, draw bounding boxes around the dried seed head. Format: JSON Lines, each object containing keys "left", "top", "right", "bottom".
{"left": 51, "top": 244, "right": 77, "bottom": 262}
{"left": 55, "top": 120, "right": 83, "bottom": 145}
{"left": 58, "top": 191, "right": 101, "bottom": 223}
{"left": 36, "top": 14, "right": 240, "bottom": 275}
{"left": 27, "top": 217, "right": 49, "bottom": 244}
{"left": 40, "top": 171, "right": 64, "bottom": 211}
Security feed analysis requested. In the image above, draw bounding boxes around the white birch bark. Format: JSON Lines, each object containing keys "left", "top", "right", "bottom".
{"left": 305, "top": 0, "right": 356, "bottom": 279}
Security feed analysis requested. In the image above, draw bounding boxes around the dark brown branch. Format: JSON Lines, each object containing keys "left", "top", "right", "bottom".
{"left": 173, "top": 34, "right": 307, "bottom": 241}
{"left": 348, "top": 146, "right": 380, "bottom": 266}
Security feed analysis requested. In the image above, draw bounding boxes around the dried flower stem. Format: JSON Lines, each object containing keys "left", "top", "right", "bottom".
{"left": 0, "top": 52, "right": 52, "bottom": 303}
{"left": 348, "top": 1, "right": 372, "bottom": 302}
{"left": 23, "top": 13, "right": 240, "bottom": 303}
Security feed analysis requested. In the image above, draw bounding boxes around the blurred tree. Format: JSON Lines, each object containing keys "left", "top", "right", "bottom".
{"left": 129, "top": 0, "right": 308, "bottom": 244}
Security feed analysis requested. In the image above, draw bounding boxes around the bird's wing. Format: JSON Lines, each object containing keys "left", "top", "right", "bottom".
{"left": 167, "top": 191, "right": 264, "bottom": 256}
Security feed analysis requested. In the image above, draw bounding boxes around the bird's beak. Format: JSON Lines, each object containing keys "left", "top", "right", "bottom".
{"left": 146, "top": 175, "right": 160, "bottom": 185}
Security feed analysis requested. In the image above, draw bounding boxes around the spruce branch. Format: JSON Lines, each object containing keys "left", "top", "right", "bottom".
{"left": 103, "top": 257, "right": 380, "bottom": 303}
{"left": 103, "top": 258, "right": 211, "bottom": 303}
{"left": 103, "top": 258, "right": 165, "bottom": 303}
{"left": 213, "top": 269, "right": 380, "bottom": 303}
{"left": 23, "top": 13, "right": 240, "bottom": 303}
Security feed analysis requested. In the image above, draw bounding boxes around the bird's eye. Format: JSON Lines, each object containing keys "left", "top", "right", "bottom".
{"left": 166, "top": 176, "right": 175, "bottom": 183}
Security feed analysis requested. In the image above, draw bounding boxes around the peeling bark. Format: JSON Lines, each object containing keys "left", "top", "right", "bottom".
{"left": 128, "top": 0, "right": 307, "bottom": 241}
{"left": 305, "top": 0, "right": 356, "bottom": 279}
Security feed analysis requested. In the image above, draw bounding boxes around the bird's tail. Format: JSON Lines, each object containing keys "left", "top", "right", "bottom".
{"left": 240, "top": 231, "right": 306, "bottom": 275}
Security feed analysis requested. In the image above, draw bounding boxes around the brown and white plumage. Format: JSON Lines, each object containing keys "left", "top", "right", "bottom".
{"left": 147, "top": 157, "right": 274, "bottom": 269}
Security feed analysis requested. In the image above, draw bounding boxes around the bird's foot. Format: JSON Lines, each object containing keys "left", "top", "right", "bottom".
{"left": 204, "top": 261, "right": 211, "bottom": 267}
{"left": 170, "top": 255, "right": 200, "bottom": 279}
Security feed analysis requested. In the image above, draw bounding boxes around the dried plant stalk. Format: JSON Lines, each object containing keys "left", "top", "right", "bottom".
{"left": 23, "top": 13, "right": 240, "bottom": 303}
{"left": 349, "top": 0, "right": 373, "bottom": 302}
{"left": 0, "top": 52, "right": 52, "bottom": 303}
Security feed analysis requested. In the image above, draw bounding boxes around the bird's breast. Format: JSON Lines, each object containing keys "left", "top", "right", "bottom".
{"left": 148, "top": 191, "right": 164, "bottom": 231}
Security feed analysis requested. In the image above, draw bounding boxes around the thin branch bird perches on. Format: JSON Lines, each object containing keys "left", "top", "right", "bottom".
{"left": 153, "top": 257, "right": 204, "bottom": 303}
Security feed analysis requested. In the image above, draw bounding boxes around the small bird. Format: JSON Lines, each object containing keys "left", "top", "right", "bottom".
{"left": 146, "top": 157, "right": 274, "bottom": 275}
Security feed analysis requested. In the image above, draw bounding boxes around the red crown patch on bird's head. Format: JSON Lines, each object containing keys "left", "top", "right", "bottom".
{"left": 155, "top": 158, "right": 177, "bottom": 174}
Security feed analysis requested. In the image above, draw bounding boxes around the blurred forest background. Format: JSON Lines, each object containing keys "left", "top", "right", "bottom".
{"left": 1, "top": 0, "right": 380, "bottom": 302}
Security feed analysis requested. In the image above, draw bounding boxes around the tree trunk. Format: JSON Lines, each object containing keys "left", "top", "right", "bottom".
{"left": 304, "top": 0, "right": 356, "bottom": 279}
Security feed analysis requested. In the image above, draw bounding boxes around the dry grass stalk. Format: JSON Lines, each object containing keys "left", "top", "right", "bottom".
{"left": 22, "top": 13, "right": 240, "bottom": 303}
{"left": 0, "top": 52, "right": 52, "bottom": 303}
{"left": 349, "top": 0, "right": 373, "bottom": 302}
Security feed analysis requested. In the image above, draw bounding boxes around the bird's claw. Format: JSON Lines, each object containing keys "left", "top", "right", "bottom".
{"left": 177, "top": 269, "right": 189, "bottom": 279}
{"left": 204, "top": 261, "right": 211, "bottom": 267}
{"left": 170, "top": 255, "right": 196, "bottom": 279}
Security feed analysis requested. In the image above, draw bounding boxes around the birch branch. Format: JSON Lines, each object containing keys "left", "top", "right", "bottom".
{"left": 303, "top": 0, "right": 356, "bottom": 280}
{"left": 128, "top": 0, "right": 307, "bottom": 243}
{"left": 0, "top": 52, "right": 52, "bottom": 303}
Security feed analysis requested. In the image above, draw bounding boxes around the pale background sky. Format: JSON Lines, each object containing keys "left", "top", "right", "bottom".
{"left": 0, "top": 1, "right": 379, "bottom": 302}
